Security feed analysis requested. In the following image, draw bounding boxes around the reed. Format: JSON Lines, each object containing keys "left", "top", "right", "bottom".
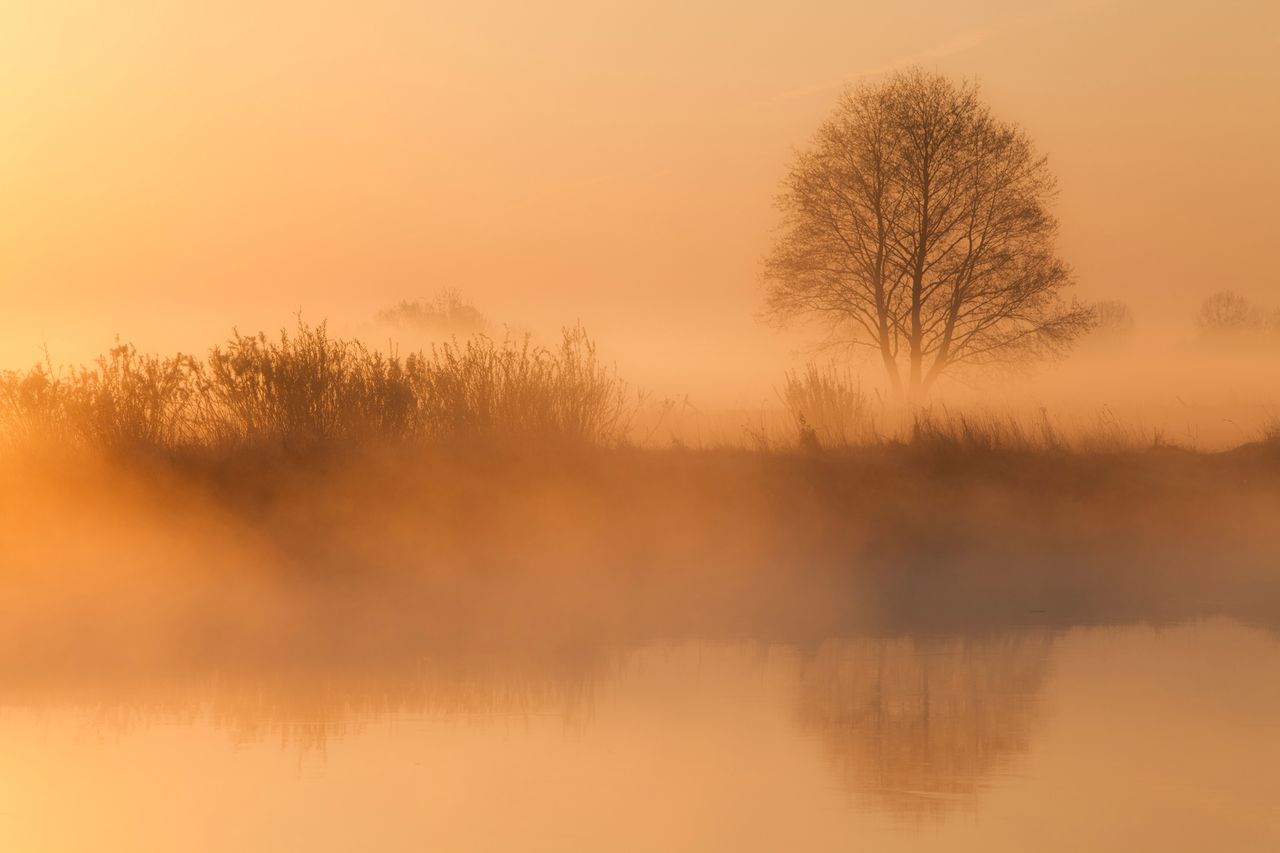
{"left": 780, "top": 363, "right": 875, "bottom": 449}
{"left": 412, "top": 326, "right": 631, "bottom": 446}
{"left": 0, "top": 359, "right": 74, "bottom": 449}
{"left": 0, "top": 321, "right": 632, "bottom": 456}
{"left": 198, "top": 322, "right": 420, "bottom": 450}
{"left": 905, "top": 408, "right": 1063, "bottom": 454}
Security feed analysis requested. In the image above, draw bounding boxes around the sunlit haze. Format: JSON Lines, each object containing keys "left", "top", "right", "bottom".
{"left": 3, "top": 1, "right": 1277, "bottom": 406}
{"left": 2, "top": 4, "right": 1279, "bottom": 852}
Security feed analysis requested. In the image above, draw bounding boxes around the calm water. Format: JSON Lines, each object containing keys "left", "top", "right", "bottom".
{"left": 1, "top": 619, "right": 1277, "bottom": 852}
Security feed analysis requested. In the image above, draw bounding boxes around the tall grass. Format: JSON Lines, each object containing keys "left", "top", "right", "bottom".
{"left": 905, "top": 408, "right": 1064, "bottom": 454}
{"left": 200, "top": 323, "right": 421, "bottom": 450}
{"left": 773, "top": 366, "right": 1182, "bottom": 456}
{"left": 780, "top": 363, "right": 875, "bottom": 449}
{"left": 0, "top": 322, "right": 632, "bottom": 456}
{"left": 0, "top": 344, "right": 200, "bottom": 453}
{"left": 0, "top": 359, "right": 74, "bottom": 449}
{"left": 74, "top": 344, "right": 201, "bottom": 452}
{"left": 415, "top": 327, "right": 631, "bottom": 445}
{"left": 1261, "top": 418, "right": 1280, "bottom": 446}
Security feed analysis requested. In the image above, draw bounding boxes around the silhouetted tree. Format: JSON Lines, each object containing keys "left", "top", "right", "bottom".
{"left": 1087, "top": 299, "right": 1135, "bottom": 346}
{"left": 376, "top": 289, "right": 489, "bottom": 338}
{"left": 1195, "top": 290, "right": 1265, "bottom": 337}
{"left": 764, "top": 69, "right": 1091, "bottom": 401}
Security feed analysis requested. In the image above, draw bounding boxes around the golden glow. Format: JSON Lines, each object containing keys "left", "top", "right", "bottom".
{"left": 0, "top": 624, "right": 1277, "bottom": 852}
{"left": 1, "top": 1, "right": 1277, "bottom": 407}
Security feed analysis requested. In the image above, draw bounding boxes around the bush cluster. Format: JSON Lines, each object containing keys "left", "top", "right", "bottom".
{"left": 0, "top": 323, "right": 632, "bottom": 455}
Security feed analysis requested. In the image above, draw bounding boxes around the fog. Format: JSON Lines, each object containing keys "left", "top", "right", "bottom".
{"left": 2, "top": 2, "right": 1279, "bottom": 849}
{"left": 3, "top": 0, "right": 1278, "bottom": 419}
{"left": 4, "top": 439, "right": 1278, "bottom": 686}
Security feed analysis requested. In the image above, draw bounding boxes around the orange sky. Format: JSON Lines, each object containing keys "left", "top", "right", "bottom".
{"left": 1, "top": 0, "right": 1277, "bottom": 399}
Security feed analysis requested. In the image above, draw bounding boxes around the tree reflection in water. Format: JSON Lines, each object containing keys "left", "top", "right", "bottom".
{"left": 795, "top": 631, "right": 1055, "bottom": 821}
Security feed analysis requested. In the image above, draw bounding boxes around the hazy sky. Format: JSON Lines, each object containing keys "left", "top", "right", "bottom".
{"left": 1, "top": 0, "right": 1277, "bottom": 398}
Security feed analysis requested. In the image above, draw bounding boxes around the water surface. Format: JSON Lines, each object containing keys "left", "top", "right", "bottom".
{"left": 1, "top": 619, "right": 1277, "bottom": 852}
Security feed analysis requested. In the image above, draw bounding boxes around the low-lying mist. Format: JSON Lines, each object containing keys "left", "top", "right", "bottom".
{"left": 2, "top": 316, "right": 1279, "bottom": 697}
{"left": 4, "top": 435, "right": 1279, "bottom": 678}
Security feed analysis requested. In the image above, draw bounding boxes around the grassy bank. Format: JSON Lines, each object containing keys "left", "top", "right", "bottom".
{"left": 1, "top": 324, "right": 1278, "bottom": 676}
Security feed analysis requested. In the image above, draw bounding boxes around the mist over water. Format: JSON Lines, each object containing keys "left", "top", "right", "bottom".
{"left": 2, "top": 622, "right": 1277, "bottom": 852}
{"left": 3, "top": 1, "right": 1280, "bottom": 850}
{"left": 2, "top": 430, "right": 1279, "bottom": 848}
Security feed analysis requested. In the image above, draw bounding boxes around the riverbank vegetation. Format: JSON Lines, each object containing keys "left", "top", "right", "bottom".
{"left": 0, "top": 321, "right": 633, "bottom": 456}
{"left": 2, "top": 324, "right": 1278, "bottom": 675}
{"left": 3, "top": 316, "right": 1279, "bottom": 685}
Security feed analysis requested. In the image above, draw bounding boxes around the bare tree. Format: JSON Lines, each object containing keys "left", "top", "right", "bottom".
{"left": 1195, "top": 290, "right": 1265, "bottom": 337}
{"left": 764, "top": 69, "right": 1092, "bottom": 401}
{"left": 1087, "top": 299, "right": 1136, "bottom": 347}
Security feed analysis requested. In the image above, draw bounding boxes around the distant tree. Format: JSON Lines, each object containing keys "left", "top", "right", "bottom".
{"left": 1195, "top": 290, "right": 1265, "bottom": 338}
{"left": 764, "top": 69, "right": 1092, "bottom": 401}
{"left": 1087, "top": 299, "right": 1135, "bottom": 346}
{"left": 376, "top": 289, "right": 489, "bottom": 338}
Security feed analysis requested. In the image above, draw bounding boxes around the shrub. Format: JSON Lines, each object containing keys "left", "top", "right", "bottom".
{"left": 0, "top": 361, "right": 73, "bottom": 449}
{"left": 0, "top": 345, "right": 198, "bottom": 453}
{"left": 412, "top": 326, "right": 631, "bottom": 446}
{"left": 69, "top": 343, "right": 200, "bottom": 452}
{"left": 0, "top": 320, "right": 632, "bottom": 456}
{"left": 546, "top": 326, "right": 632, "bottom": 444}
{"left": 781, "top": 364, "right": 874, "bottom": 449}
{"left": 199, "top": 322, "right": 422, "bottom": 450}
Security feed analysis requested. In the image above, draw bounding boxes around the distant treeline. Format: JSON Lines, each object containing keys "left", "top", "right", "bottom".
{"left": 1194, "top": 290, "right": 1280, "bottom": 339}
{"left": 1084, "top": 290, "right": 1280, "bottom": 347}
{"left": 0, "top": 322, "right": 632, "bottom": 455}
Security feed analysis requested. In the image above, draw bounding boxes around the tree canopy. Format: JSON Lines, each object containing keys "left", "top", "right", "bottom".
{"left": 764, "top": 69, "right": 1092, "bottom": 400}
